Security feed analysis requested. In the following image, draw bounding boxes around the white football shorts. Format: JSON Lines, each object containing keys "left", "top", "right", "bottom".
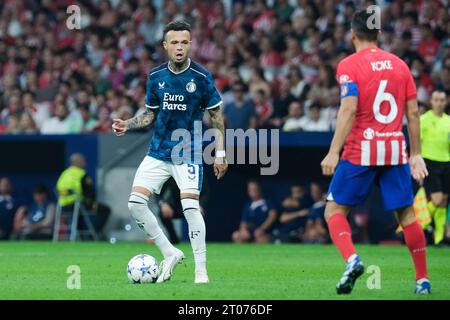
{"left": 132, "top": 155, "right": 203, "bottom": 195}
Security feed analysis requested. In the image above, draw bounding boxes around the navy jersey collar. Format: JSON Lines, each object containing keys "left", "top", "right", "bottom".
{"left": 168, "top": 58, "right": 191, "bottom": 75}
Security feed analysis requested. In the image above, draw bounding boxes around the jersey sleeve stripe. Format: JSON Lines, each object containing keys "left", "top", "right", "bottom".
{"left": 145, "top": 104, "right": 159, "bottom": 109}
{"left": 149, "top": 68, "right": 167, "bottom": 77}
{"left": 406, "top": 93, "right": 417, "bottom": 101}
{"left": 206, "top": 101, "right": 223, "bottom": 109}
{"left": 190, "top": 68, "right": 207, "bottom": 77}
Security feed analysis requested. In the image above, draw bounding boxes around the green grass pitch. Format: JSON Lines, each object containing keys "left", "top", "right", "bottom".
{"left": 0, "top": 242, "right": 449, "bottom": 300}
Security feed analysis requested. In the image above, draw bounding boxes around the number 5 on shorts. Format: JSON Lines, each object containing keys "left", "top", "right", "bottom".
{"left": 187, "top": 164, "right": 196, "bottom": 176}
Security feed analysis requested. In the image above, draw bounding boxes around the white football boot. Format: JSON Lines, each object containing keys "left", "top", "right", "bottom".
{"left": 194, "top": 271, "right": 209, "bottom": 284}
{"left": 156, "top": 248, "right": 185, "bottom": 283}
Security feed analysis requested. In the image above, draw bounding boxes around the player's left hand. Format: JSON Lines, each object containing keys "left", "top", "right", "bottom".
{"left": 112, "top": 119, "right": 127, "bottom": 137}
{"left": 321, "top": 152, "right": 340, "bottom": 176}
{"left": 409, "top": 154, "right": 428, "bottom": 185}
{"left": 214, "top": 157, "right": 228, "bottom": 180}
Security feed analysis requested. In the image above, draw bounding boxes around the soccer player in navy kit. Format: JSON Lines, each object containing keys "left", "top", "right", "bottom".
{"left": 112, "top": 21, "right": 228, "bottom": 284}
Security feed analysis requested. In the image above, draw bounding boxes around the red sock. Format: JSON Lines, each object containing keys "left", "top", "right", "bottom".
{"left": 327, "top": 213, "right": 356, "bottom": 261}
{"left": 403, "top": 221, "right": 428, "bottom": 280}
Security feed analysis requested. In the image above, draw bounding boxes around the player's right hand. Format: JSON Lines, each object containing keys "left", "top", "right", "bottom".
{"left": 214, "top": 157, "right": 228, "bottom": 180}
{"left": 321, "top": 152, "right": 340, "bottom": 176}
{"left": 112, "top": 119, "right": 127, "bottom": 137}
{"left": 409, "top": 154, "right": 428, "bottom": 185}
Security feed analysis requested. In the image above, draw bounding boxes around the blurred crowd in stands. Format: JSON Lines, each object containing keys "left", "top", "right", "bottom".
{"left": 232, "top": 179, "right": 372, "bottom": 244}
{"left": 0, "top": 0, "right": 449, "bottom": 135}
{"left": 0, "top": 177, "right": 56, "bottom": 240}
{"left": 0, "top": 153, "right": 111, "bottom": 240}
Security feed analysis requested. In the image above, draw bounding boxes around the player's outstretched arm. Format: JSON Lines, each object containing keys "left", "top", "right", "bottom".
{"left": 208, "top": 105, "right": 228, "bottom": 179}
{"left": 112, "top": 108, "right": 157, "bottom": 137}
{"left": 321, "top": 96, "right": 357, "bottom": 176}
{"left": 406, "top": 99, "right": 428, "bottom": 185}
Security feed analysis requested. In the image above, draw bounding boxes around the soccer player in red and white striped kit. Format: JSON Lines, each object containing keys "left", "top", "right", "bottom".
{"left": 321, "top": 9, "right": 430, "bottom": 295}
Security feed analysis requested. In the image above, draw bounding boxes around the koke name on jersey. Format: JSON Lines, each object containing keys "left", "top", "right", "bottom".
{"left": 370, "top": 60, "right": 393, "bottom": 72}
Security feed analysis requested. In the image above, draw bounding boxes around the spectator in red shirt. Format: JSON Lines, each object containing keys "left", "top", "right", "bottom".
{"left": 259, "top": 35, "right": 284, "bottom": 69}
{"left": 191, "top": 21, "right": 217, "bottom": 64}
{"left": 411, "top": 56, "right": 434, "bottom": 94}
{"left": 418, "top": 23, "right": 440, "bottom": 65}
{"left": 251, "top": 0, "right": 276, "bottom": 33}
{"left": 93, "top": 106, "right": 112, "bottom": 133}
{"left": 253, "top": 89, "right": 273, "bottom": 128}
{"left": 0, "top": 0, "right": 448, "bottom": 137}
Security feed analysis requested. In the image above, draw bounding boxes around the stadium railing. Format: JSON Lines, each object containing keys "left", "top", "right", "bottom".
{"left": 53, "top": 197, "right": 99, "bottom": 242}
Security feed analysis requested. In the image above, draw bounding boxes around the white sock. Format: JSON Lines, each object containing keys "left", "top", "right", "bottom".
{"left": 128, "top": 192, "right": 175, "bottom": 258}
{"left": 347, "top": 254, "right": 357, "bottom": 263}
{"left": 181, "top": 198, "right": 207, "bottom": 274}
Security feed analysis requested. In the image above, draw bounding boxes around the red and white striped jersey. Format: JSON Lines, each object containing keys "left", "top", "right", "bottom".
{"left": 336, "top": 47, "right": 417, "bottom": 166}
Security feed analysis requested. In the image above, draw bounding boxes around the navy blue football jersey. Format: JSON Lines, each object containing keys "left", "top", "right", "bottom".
{"left": 145, "top": 59, "right": 222, "bottom": 164}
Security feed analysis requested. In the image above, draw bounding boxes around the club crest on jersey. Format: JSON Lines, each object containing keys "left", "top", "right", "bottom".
{"left": 339, "top": 74, "right": 350, "bottom": 84}
{"left": 158, "top": 81, "right": 165, "bottom": 89}
{"left": 186, "top": 80, "right": 196, "bottom": 93}
{"left": 363, "top": 128, "right": 375, "bottom": 140}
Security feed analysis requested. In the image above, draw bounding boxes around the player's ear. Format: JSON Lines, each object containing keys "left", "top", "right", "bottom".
{"left": 163, "top": 41, "right": 167, "bottom": 50}
{"left": 376, "top": 30, "right": 381, "bottom": 41}
{"left": 350, "top": 29, "right": 356, "bottom": 41}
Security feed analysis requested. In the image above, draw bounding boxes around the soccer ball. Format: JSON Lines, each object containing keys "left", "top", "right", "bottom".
{"left": 127, "top": 254, "right": 159, "bottom": 284}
